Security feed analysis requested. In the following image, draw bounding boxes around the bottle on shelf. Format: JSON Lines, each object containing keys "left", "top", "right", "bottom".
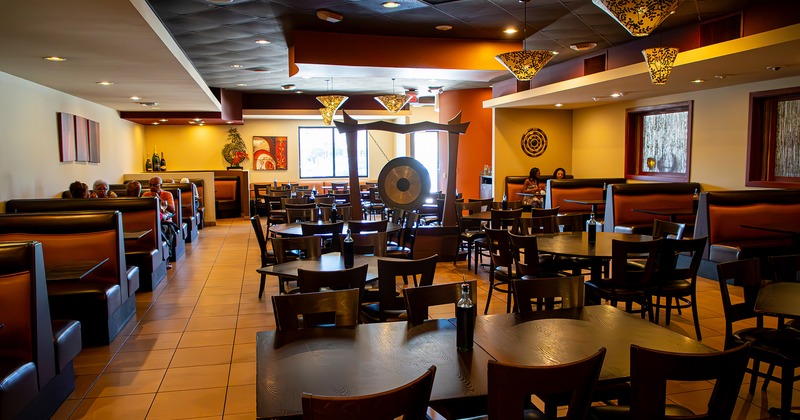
{"left": 456, "top": 279, "right": 474, "bottom": 352}
{"left": 587, "top": 212, "right": 597, "bottom": 244}
{"left": 330, "top": 202, "right": 338, "bottom": 223}
{"left": 501, "top": 194, "right": 508, "bottom": 210}
{"left": 693, "top": 188, "right": 699, "bottom": 199}
{"left": 273, "top": 178, "right": 278, "bottom": 188}
{"left": 152, "top": 147, "right": 160, "bottom": 172}
{"left": 343, "top": 229, "right": 354, "bottom": 268}
{"left": 145, "top": 158, "right": 152, "bottom": 172}
{"left": 159, "top": 152, "right": 166, "bottom": 171}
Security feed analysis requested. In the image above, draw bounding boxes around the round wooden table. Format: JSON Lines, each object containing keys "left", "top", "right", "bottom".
{"left": 269, "top": 221, "right": 402, "bottom": 237}
{"left": 535, "top": 231, "right": 652, "bottom": 280}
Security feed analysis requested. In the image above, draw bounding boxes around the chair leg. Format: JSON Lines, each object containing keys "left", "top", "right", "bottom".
{"left": 690, "top": 295, "right": 702, "bottom": 341}
{"left": 780, "top": 365, "right": 794, "bottom": 418}
{"left": 665, "top": 297, "right": 672, "bottom": 325}
{"left": 749, "top": 360, "right": 761, "bottom": 394}
{"left": 259, "top": 273, "right": 266, "bottom": 299}
{"left": 484, "top": 272, "right": 494, "bottom": 315}
{"left": 762, "top": 364, "right": 775, "bottom": 391}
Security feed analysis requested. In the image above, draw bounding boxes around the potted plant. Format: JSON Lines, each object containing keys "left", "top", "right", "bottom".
{"left": 222, "top": 127, "right": 248, "bottom": 169}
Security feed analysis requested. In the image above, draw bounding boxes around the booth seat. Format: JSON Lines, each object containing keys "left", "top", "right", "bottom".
{"left": 215, "top": 176, "right": 240, "bottom": 219}
{"left": 0, "top": 241, "right": 82, "bottom": 419}
{"left": 163, "top": 182, "right": 199, "bottom": 242}
{"left": 694, "top": 189, "right": 800, "bottom": 264}
{"left": 604, "top": 182, "right": 701, "bottom": 234}
{"left": 544, "top": 178, "right": 626, "bottom": 216}
{"left": 5, "top": 198, "right": 168, "bottom": 292}
{"left": 160, "top": 187, "right": 189, "bottom": 260}
{"left": 0, "top": 212, "right": 135, "bottom": 347}
{"left": 504, "top": 174, "right": 573, "bottom": 200}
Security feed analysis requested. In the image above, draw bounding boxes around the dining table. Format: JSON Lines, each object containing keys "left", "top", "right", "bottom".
{"left": 269, "top": 221, "right": 402, "bottom": 237}
{"left": 535, "top": 232, "right": 652, "bottom": 280}
{"left": 563, "top": 198, "right": 606, "bottom": 215}
{"left": 45, "top": 258, "right": 109, "bottom": 282}
{"left": 631, "top": 207, "right": 696, "bottom": 223}
{"left": 255, "top": 304, "right": 713, "bottom": 419}
{"left": 754, "top": 282, "right": 800, "bottom": 318}
{"left": 741, "top": 223, "right": 800, "bottom": 247}
{"left": 256, "top": 252, "right": 407, "bottom": 282}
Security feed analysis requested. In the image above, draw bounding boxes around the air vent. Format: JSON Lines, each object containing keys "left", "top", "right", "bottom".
{"left": 584, "top": 53, "right": 606, "bottom": 76}
{"left": 700, "top": 13, "right": 742, "bottom": 47}
{"left": 247, "top": 67, "right": 271, "bottom": 73}
{"left": 138, "top": 102, "right": 159, "bottom": 107}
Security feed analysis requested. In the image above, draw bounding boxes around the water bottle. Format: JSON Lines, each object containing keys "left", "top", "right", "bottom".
{"left": 330, "top": 202, "right": 338, "bottom": 223}
{"left": 693, "top": 188, "right": 699, "bottom": 199}
{"left": 456, "top": 281, "right": 474, "bottom": 352}
{"left": 501, "top": 194, "right": 508, "bottom": 210}
{"left": 588, "top": 212, "right": 597, "bottom": 244}
{"left": 343, "top": 229, "right": 354, "bottom": 268}
{"left": 273, "top": 178, "right": 277, "bottom": 188}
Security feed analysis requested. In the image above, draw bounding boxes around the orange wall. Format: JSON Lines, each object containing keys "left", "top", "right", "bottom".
{"left": 438, "top": 88, "right": 492, "bottom": 200}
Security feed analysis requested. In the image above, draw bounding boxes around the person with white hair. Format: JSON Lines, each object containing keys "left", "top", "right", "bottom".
{"left": 90, "top": 179, "right": 117, "bottom": 198}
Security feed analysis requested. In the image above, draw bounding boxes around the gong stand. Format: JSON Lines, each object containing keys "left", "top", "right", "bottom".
{"left": 334, "top": 111, "right": 469, "bottom": 225}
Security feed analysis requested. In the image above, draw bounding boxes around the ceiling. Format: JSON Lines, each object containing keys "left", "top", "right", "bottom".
{"left": 1, "top": 0, "right": 796, "bottom": 119}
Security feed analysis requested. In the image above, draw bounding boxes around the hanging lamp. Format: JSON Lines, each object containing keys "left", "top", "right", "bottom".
{"left": 316, "top": 79, "right": 348, "bottom": 125}
{"left": 495, "top": 0, "right": 554, "bottom": 81}
{"left": 374, "top": 78, "right": 411, "bottom": 113}
{"left": 592, "top": 0, "right": 682, "bottom": 37}
{"left": 642, "top": 47, "right": 679, "bottom": 84}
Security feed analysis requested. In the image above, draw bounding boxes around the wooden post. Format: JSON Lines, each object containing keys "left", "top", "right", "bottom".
{"left": 442, "top": 112, "right": 462, "bottom": 227}
{"left": 343, "top": 113, "right": 364, "bottom": 220}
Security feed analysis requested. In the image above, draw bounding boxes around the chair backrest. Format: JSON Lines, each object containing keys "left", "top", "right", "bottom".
{"left": 250, "top": 215, "right": 270, "bottom": 264}
{"left": 316, "top": 205, "right": 353, "bottom": 222}
{"left": 300, "top": 221, "right": 344, "bottom": 253}
{"left": 272, "top": 288, "right": 360, "bottom": 331}
{"left": 376, "top": 255, "right": 439, "bottom": 311}
{"left": 508, "top": 232, "right": 545, "bottom": 277}
{"left": 253, "top": 184, "right": 270, "bottom": 200}
{"left": 297, "top": 265, "right": 368, "bottom": 297}
{"left": 609, "top": 239, "right": 659, "bottom": 290}
{"left": 314, "top": 195, "right": 335, "bottom": 205}
{"left": 515, "top": 215, "right": 558, "bottom": 235}
{"left": 769, "top": 254, "right": 800, "bottom": 282}
{"left": 716, "top": 258, "right": 763, "bottom": 348}
{"left": 397, "top": 212, "right": 421, "bottom": 254}
{"left": 488, "top": 348, "right": 606, "bottom": 420}
{"left": 282, "top": 197, "right": 309, "bottom": 207}
{"left": 468, "top": 197, "right": 493, "bottom": 212}
{"left": 287, "top": 207, "right": 316, "bottom": 223}
{"left": 651, "top": 237, "right": 707, "bottom": 287}
{"left": 491, "top": 200, "right": 523, "bottom": 210}
{"left": 628, "top": 343, "right": 751, "bottom": 419}
{"left": 485, "top": 228, "right": 514, "bottom": 271}
{"left": 652, "top": 219, "right": 686, "bottom": 239}
{"left": 512, "top": 276, "right": 585, "bottom": 312}
{"left": 302, "top": 365, "right": 436, "bottom": 420}
{"left": 348, "top": 219, "right": 388, "bottom": 233}
{"left": 403, "top": 280, "right": 478, "bottom": 326}
{"left": 272, "top": 235, "right": 323, "bottom": 263}
{"left": 490, "top": 208, "right": 522, "bottom": 229}
{"left": 531, "top": 207, "right": 559, "bottom": 217}
{"left": 342, "top": 231, "right": 388, "bottom": 256}
{"left": 455, "top": 201, "right": 484, "bottom": 232}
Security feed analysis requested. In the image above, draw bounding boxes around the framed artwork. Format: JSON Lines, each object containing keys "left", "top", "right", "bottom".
{"left": 253, "top": 136, "right": 288, "bottom": 170}
{"left": 75, "top": 116, "right": 89, "bottom": 162}
{"left": 624, "top": 101, "right": 693, "bottom": 182}
{"left": 57, "top": 112, "right": 76, "bottom": 162}
{"left": 88, "top": 120, "right": 101, "bottom": 163}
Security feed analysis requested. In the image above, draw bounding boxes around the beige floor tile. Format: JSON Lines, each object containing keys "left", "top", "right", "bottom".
{"left": 146, "top": 387, "right": 226, "bottom": 419}
{"left": 228, "top": 362, "right": 255, "bottom": 386}
{"left": 169, "top": 345, "right": 233, "bottom": 368}
{"left": 86, "top": 370, "right": 166, "bottom": 398}
{"left": 132, "top": 318, "right": 189, "bottom": 335}
{"left": 231, "top": 343, "right": 256, "bottom": 364}
{"left": 159, "top": 364, "right": 230, "bottom": 392}
{"left": 178, "top": 329, "right": 236, "bottom": 348}
{"left": 51, "top": 398, "right": 80, "bottom": 419}
{"left": 190, "top": 304, "right": 239, "bottom": 318}
{"left": 185, "top": 315, "right": 238, "bottom": 331}
{"left": 119, "top": 333, "right": 183, "bottom": 353}
{"left": 224, "top": 384, "right": 256, "bottom": 415}
{"left": 106, "top": 349, "right": 175, "bottom": 372}
{"left": 69, "top": 393, "right": 155, "bottom": 420}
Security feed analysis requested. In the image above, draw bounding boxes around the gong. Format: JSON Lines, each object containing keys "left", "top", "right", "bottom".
{"left": 378, "top": 157, "right": 431, "bottom": 210}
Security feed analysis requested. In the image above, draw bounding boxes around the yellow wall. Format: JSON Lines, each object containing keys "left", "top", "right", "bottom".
{"left": 143, "top": 118, "right": 397, "bottom": 184}
{"left": 492, "top": 108, "right": 573, "bottom": 198}
{"left": 0, "top": 71, "right": 143, "bottom": 211}
{"left": 572, "top": 74, "right": 800, "bottom": 191}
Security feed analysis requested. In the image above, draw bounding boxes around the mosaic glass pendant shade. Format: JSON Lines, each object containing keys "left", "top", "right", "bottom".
{"left": 374, "top": 94, "right": 411, "bottom": 113}
{"left": 592, "top": 0, "right": 682, "bottom": 37}
{"left": 643, "top": 47, "right": 679, "bottom": 84}
{"left": 495, "top": 50, "right": 555, "bottom": 81}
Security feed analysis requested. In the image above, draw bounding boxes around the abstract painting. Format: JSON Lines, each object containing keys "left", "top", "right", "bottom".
{"left": 253, "top": 136, "right": 287, "bottom": 170}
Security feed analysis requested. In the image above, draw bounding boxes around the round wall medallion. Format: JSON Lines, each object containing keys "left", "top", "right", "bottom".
{"left": 521, "top": 128, "right": 547, "bottom": 157}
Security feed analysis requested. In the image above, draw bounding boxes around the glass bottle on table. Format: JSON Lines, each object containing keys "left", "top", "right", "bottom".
{"left": 343, "top": 229, "right": 354, "bottom": 268}
{"left": 501, "top": 194, "right": 508, "bottom": 210}
{"left": 456, "top": 280, "right": 474, "bottom": 352}
{"left": 330, "top": 202, "right": 337, "bottom": 223}
{"left": 587, "top": 212, "right": 597, "bottom": 244}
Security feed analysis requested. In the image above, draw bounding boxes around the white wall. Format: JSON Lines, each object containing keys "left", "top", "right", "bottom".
{"left": 0, "top": 71, "right": 143, "bottom": 211}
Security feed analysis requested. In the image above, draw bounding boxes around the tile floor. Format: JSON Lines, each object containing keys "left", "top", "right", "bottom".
{"left": 51, "top": 218, "right": 796, "bottom": 419}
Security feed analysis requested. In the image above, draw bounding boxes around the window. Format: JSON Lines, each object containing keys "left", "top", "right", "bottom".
{"left": 298, "top": 127, "right": 368, "bottom": 178}
{"left": 747, "top": 87, "right": 800, "bottom": 188}
{"left": 412, "top": 131, "right": 439, "bottom": 192}
{"left": 625, "top": 101, "right": 693, "bottom": 182}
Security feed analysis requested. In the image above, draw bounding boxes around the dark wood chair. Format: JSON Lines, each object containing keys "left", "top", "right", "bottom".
{"left": 483, "top": 228, "right": 520, "bottom": 314}
{"left": 585, "top": 239, "right": 659, "bottom": 320}
{"left": 591, "top": 343, "right": 751, "bottom": 420}
{"left": 491, "top": 200, "right": 523, "bottom": 210}
{"left": 403, "top": 280, "right": 477, "bottom": 326}
{"left": 271, "top": 288, "right": 360, "bottom": 331}
{"left": 252, "top": 183, "right": 271, "bottom": 216}
{"left": 508, "top": 232, "right": 560, "bottom": 280}
{"left": 301, "top": 365, "right": 436, "bottom": 420}
{"left": 347, "top": 219, "right": 388, "bottom": 233}
{"left": 512, "top": 276, "right": 585, "bottom": 312}
{"left": 286, "top": 203, "right": 317, "bottom": 223}
{"left": 485, "top": 348, "right": 606, "bottom": 420}
{"left": 652, "top": 219, "right": 686, "bottom": 239}
{"left": 250, "top": 215, "right": 276, "bottom": 299}
{"left": 386, "top": 212, "right": 420, "bottom": 260}
{"left": 454, "top": 201, "right": 486, "bottom": 272}
{"left": 300, "top": 221, "right": 344, "bottom": 253}
{"left": 313, "top": 195, "right": 335, "bottom": 205}
{"left": 297, "top": 265, "right": 368, "bottom": 296}
{"left": 716, "top": 258, "right": 800, "bottom": 418}
{"left": 468, "top": 197, "right": 493, "bottom": 212}
{"left": 271, "top": 235, "right": 323, "bottom": 294}
{"left": 489, "top": 208, "right": 522, "bottom": 230}
{"left": 362, "top": 187, "right": 385, "bottom": 220}
{"left": 361, "top": 254, "right": 438, "bottom": 322}
{"left": 340, "top": 231, "right": 387, "bottom": 257}
{"left": 647, "top": 236, "right": 707, "bottom": 340}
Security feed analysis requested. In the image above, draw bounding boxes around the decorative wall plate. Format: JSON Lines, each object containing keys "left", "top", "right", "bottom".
{"left": 521, "top": 128, "right": 547, "bottom": 157}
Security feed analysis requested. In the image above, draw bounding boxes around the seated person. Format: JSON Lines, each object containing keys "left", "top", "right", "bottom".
{"left": 180, "top": 177, "right": 201, "bottom": 209}
{"left": 126, "top": 180, "right": 142, "bottom": 197}
{"left": 522, "top": 167, "right": 543, "bottom": 207}
{"left": 553, "top": 167, "right": 567, "bottom": 180}
{"left": 142, "top": 176, "right": 177, "bottom": 267}
{"left": 69, "top": 180, "right": 89, "bottom": 198}
{"left": 90, "top": 179, "right": 118, "bottom": 198}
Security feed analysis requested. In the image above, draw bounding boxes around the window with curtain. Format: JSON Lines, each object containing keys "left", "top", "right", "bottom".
{"left": 298, "top": 127, "right": 368, "bottom": 179}
{"left": 625, "top": 101, "right": 693, "bottom": 182}
{"left": 747, "top": 87, "right": 800, "bottom": 187}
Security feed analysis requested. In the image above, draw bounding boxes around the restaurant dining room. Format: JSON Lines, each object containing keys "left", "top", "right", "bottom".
{"left": 1, "top": 0, "right": 800, "bottom": 419}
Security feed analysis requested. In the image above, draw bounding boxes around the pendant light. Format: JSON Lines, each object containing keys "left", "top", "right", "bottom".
{"left": 495, "top": 0, "right": 555, "bottom": 81}
{"left": 643, "top": 47, "right": 679, "bottom": 84}
{"left": 374, "top": 78, "right": 411, "bottom": 113}
{"left": 593, "top": 0, "right": 682, "bottom": 37}
{"left": 316, "top": 78, "right": 348, "bottom": 125}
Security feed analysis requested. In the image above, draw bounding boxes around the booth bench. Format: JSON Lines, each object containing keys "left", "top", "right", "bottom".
{"left": 604, "top": 182, "right": 700, "bottom": 234}
{"left": 544, "top": 178, "right": 626, "bottom": 218}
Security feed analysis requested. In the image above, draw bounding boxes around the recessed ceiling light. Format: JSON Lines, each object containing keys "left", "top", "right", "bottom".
{"left": 194, "top": 118, "right": 202, "bottom": 122}
{"left": 159, "top": 119, "right": 168, "bottom": 122}
{"left": 198, "top": 122, "right": 205, "bottom": 126}
{"left": 226, "top": 121, "right": 234, "bottom": 124}
{"left": 96, "top": 81, "right": 114, "bottom": 86}
{"left": 610, "top": 92, "right": 623, "bottom": 98}
{"left": 237, "top": 83, "right": 248, "bottom": 86}
{"left": 43, "top": 56, "right": 67, "bottom": 62}
{"left": 435, "top": 25, "right": 452, "bottom": 31}
{"left": 690, "top": 79, "right": 705, "bottom": 84}
{"left": 503, "top": 28, "right": 518, "bottom": 34}
{"left": 295, "top": 90, "right": 303, "bottom": 94}
{"left": 570, "top": 42, "right": 597, "bottom": 51}
{"left": 382, "top": 1, "right": 400, "bottom": 8}
{"left": 152, "top": 122, "right": 159, "bottom": 125}
{"left": 715, "top": 74, "right": 729, "bottom": 79}
{"left": 254, "top": 39, "right": 270, "bottom": 45}
{"left": 129, "top": 96, "right": 141, "bottom": 100}
{"left": 555, "top": 103, "right": 563, "bottom": 107}
{"left": 551, "top": 50, "right": 559, "bottom": 55}
{"left": 188, "top": 121, "right": 195, "bottom": 124}
{"left": 230, "top": 64, "right": 243, "bottom": 68}
{"left": 317, "top": 9, "right": 343, "bottom": 23}
{"left": 281, "top": 84, "right": 296, "bottom": 90}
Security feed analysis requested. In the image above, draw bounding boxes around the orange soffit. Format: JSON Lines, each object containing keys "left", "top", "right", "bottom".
{"left": 290, "top": 30, "right": 520, "bottom": 71}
